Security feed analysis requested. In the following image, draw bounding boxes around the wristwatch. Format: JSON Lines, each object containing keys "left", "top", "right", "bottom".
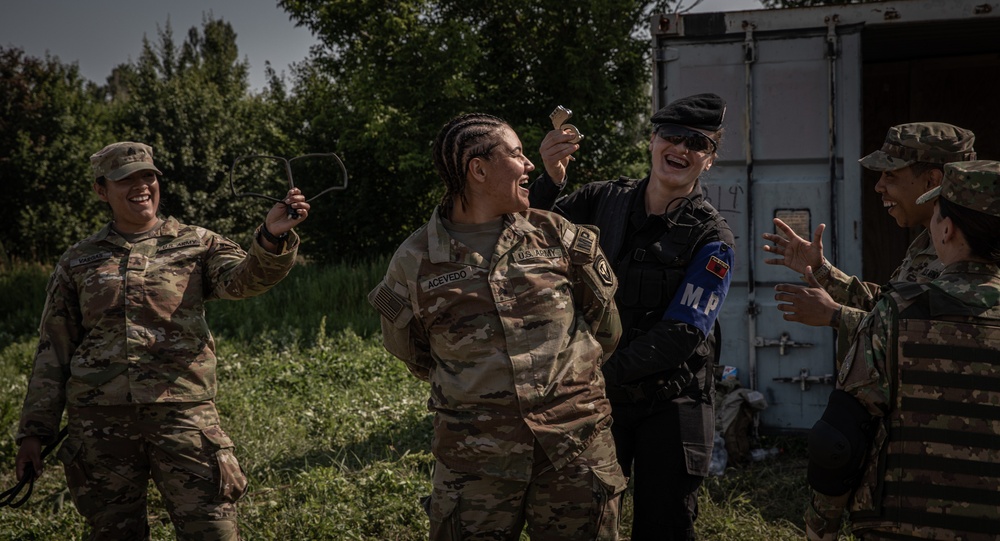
{"left": 259, "top": 223, "right": 288, "bottom": 249}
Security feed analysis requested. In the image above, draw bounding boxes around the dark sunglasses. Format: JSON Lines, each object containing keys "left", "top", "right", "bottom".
{"left": 655, "top": 124, "right": 718, "bottom": 154}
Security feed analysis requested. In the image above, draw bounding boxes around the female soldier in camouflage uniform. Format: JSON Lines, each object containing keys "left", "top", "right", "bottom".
{"left": 14, "top": 141, "right": 309, "bottom": 540}
{"left": 806, "top": 160, "right": 1000, "bottom": 541}
{"left": 369, "top": 113, "right": 627, "bottom": 540}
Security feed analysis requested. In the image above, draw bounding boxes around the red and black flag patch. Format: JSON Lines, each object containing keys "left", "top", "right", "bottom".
{"left": 706, "top": 255, "right": 730, "bottom": 279}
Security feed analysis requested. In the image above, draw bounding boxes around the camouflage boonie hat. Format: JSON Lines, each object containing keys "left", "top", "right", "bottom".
{"left": 859, "top": 122, "right": 976, "bottom": 172}
{"left": 90, "top": 141, "right": 163, "bottom": 181}
{"left": 916, "top": 160, "right": 1000, "bottom": 217}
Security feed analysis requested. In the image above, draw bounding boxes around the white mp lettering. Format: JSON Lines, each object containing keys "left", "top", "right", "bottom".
{"left": 703, "top": 292, "right": 720, "bottom": 315}
{"left": 680, "top": 283, "right": 703, "bottom": 308}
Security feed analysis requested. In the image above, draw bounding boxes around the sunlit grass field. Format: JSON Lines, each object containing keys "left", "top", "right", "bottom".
{"left": 0, "top": 260, "right": 821, "bottom": 540}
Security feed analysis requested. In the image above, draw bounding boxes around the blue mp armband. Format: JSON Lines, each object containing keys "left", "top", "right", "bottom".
{"left": 662, "top": 241, "right": 733, "bottom": 336}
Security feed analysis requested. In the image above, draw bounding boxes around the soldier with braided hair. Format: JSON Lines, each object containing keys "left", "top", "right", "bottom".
{"left": 369, "top": 113, "right": 627, "bottom": 540}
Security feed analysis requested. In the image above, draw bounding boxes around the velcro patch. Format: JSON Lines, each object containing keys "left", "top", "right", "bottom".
{"left": 158, "top": 239, "right": 201, "bottom": 252}
{"left": 70, "top": 252, "right": 113, "bottom": 267}
{"left": 422, "top": 266, "right": 476, "bottom": 292}
{"left": 594, "top": 256, "right": 614, "bottom": 286}
{"left": 514, "top": 247, "right": 563, "bottom": 262}
{"left": 572, "top": 228, "right": 596, "bottom": 256}
{"left": 706, "top": 255, "right": 730, "bottom": 279}
{"left": 371, "top": 283, "right": 404, "bottom": 320}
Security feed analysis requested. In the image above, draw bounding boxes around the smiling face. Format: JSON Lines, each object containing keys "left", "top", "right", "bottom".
{"left": 473, "top": 126, "right": 535, "bottom": 218}
{"left": 649, "top": 125, "right": 716, "bottom": 197}
{"left": 874, "top": 165, "right": 938, "bottom": 229}
{"left": 94, "top": 169, "right": 161, "bottom": 233}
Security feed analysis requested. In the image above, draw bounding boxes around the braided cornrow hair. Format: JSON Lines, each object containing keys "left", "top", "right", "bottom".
{"left": 432, "top": 113, "right": 509, "bottom": 213}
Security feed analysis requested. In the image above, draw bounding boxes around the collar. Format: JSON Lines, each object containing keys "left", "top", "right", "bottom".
{"left": 427, "top": 207, "right": 538, "bottom": 264}
{"left": 630, "top": 177, "right": 706, "bottom": 229}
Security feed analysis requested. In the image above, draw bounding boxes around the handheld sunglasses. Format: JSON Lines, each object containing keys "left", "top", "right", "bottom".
{"left": 655, "top": 124, "right": 718, "bottom": 154}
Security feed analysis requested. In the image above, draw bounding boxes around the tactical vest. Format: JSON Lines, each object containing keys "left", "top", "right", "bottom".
{"left": 589, "top": 177, "right": 730, "bottom": 346}
{"left": 850, "top": 282, "right": 1000, "bottom": 539}
{"left": 586, "top": 178, "right": 731, "bottom": 398}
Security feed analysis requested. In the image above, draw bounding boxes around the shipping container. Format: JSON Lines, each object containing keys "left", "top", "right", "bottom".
{"left": 652, "top": 0, "right": 1000, "bottom": 432}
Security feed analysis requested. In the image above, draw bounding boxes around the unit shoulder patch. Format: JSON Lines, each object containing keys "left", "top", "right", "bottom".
{"left": 594, "top": 255, "right": 614, "bottom": 286}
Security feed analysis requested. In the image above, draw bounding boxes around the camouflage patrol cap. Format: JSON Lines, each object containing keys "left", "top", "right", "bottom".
{"left": 916, "top": 160, "right": 1000, "bottom": 217}
{"left": 90, "top": 141, "right": 163, "bottom": 181}
{"left": 859, "top": 122, "right": 976, "bottom": 172}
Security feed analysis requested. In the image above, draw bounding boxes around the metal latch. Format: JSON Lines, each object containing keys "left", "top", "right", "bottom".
{"left": 753, "top": 331, "right": 813, "bottom": 355}
{"left": 773, "top": 368, "right": 834, "bottom": 391}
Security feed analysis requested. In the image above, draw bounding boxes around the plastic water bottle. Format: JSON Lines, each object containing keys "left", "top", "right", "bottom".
{"left": 750, "top": 447, "right": 780, "bottom": 462}
{"left": 709, "top": 432, "right": 728, "bottom": 476}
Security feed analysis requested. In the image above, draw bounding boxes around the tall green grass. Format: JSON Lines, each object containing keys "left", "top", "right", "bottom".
{"left": 206, "top": 256, "right": 388, "bottom": 343}
{"left": 0, "top": 260, "right": 831, "bottom": 540}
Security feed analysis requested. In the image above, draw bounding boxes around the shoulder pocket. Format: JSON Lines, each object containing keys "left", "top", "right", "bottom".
{"left": 368, "top": 279, "right": 414, "bottom": 329}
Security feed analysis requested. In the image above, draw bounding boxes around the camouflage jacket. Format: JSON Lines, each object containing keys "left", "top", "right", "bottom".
{"left": 817, "top": 229, "right": 942, "bottom": 360}
{"left": 369, "top": 207, "right": 621, "bottom": 480}
{"left": 808, "top": 260, "right": 1000, "bottom": 539}
{"left": 17, "top": 217, "right": 299, "bottom": 444}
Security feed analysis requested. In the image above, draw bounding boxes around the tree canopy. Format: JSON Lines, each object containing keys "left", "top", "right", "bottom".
{"left": 2, "top": 2, "right": 684, "bottom": 263}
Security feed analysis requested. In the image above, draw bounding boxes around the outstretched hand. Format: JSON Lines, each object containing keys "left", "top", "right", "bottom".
{"left": 265, "top": 187, "right": 310, "bottom": 236}
{"left": 539, "top": 129, "right": 580, "bottom": 185}
{"left": 762, "top": 218, "right": 826, "bottom": 275}
{"left": 773, "top": 266, "right": 841, "bottom": 327}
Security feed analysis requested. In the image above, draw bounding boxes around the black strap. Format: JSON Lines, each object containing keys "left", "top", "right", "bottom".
{"left": 592, "top": 177, "right": 638, "bottom": 264}
{"left": 0, "top": 427, "right": 69, "bottom": 509}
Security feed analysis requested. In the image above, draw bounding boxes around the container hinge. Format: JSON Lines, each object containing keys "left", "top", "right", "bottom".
{"left": 825, "top": 14, "right": 840, "bottom": 59}
{"left": 753, "top": 331, "right": 813, "bottom": 356}
{"left": 772, "top": 368, "right": 833, "bottom": 392}
{"left": 742, "top": 21, "right": 757, "bottom": 64}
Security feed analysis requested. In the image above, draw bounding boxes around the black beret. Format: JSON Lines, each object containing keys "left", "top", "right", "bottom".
{"left": 651, "top": 93, "right": 726, "bottom": 131}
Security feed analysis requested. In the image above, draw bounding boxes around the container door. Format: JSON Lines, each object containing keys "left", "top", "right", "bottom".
{"left": 653, "top": 23, "right": 863, "bottom": 431}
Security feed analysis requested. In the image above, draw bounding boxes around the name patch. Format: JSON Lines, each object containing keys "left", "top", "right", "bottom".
{"left": 422, "top": 266, "right": 476, "bottom": 292}
{"left": 158, "top": 239, "right": 201, "bottom": 252}
{"left": 70, "top": 252, "right": 113, "bottom": 267}
{"left": 514, "top": 247, "right": 563, "bottom": 262}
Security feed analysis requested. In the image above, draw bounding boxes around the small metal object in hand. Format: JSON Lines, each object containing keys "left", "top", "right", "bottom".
{"left": 550, "top": 105, "right": 584, "bottom": 144}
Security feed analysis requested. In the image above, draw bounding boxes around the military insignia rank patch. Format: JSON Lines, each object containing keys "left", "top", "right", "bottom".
{"left": 573, "top": 228, "right": 595, "bottom": 256}
{"left": 706, "top": 255, "right": 730, "bottom": 279}
{"left": 594, "top": 256, "right": 614, "bottom": 286}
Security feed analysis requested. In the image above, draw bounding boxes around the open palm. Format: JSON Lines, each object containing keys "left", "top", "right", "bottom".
{"left": 761, "top": 218, "right": 825, "bottom": 275}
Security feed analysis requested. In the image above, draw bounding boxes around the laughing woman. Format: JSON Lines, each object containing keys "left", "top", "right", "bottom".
{"left": 369, "top": 113, "right": 627, "bottom": 540}
{"left": 531, "top": 94, "right": 736, "bottom": 541}
{"left": 14, "top": 141, "right": 309, "bottom": 540}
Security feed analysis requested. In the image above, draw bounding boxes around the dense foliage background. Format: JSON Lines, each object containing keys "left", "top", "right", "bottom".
{"left": 0, "top": 1, "right": 692, "bottom": 264}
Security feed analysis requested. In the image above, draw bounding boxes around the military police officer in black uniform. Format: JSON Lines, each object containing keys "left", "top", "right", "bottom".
{"left": 531, "top": 94, "right": 735, "bottom": 541}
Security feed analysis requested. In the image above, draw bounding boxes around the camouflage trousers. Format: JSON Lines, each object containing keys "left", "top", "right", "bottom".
{"left": 56, "top": 401, "right": 248, "bottom": 541}
{"left": 428, "top": 426, "right": 627, "bottom": 541}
